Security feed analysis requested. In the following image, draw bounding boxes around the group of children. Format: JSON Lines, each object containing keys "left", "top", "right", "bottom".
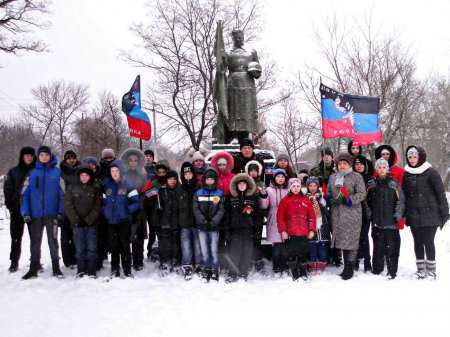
{"left": 6, "top": 138, "right": 447, "bottom": 282}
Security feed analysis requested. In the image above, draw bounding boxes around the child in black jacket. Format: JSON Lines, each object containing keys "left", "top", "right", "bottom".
{"left": 367, "top": 158, "right": 405, "bottom": 279}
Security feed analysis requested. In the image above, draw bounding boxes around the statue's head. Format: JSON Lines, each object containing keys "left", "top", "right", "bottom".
{"left": 231, "top": 29, "right": 244, "bottom": 47}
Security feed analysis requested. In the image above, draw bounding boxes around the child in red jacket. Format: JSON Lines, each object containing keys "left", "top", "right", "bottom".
{"left": 277, "top": 178, "right": 316, "bottom": 280}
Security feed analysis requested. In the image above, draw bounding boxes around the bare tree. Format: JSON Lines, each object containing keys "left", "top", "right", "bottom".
{"left": 297, "top": 15, "right": 423, "bottom": 146}
{"left": 0, "top": 0, "right": 50, "bottom": 55}
{"left": 122, "top": 0, "right": 286, "bottom": 150}
{"left": 22, "top": 80, "right": 89, "bottom": 156}
{"left": 74, "top": 91, "right": 129, "bottom": 158}
{"left": 0, "top": 119, "right": 40, "bottom": 175}
{"left": 270, "top": 97, "right": 321, "bottom": 171}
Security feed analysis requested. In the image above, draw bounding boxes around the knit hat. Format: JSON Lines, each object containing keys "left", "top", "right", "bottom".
{"left": 101, "top": 148, "right": 115, "bottom": 159}
{"left": 204, "top": 168, "right": 218, "bottom": 181}
{"left": 272, "top": 168, "right": 287, "bottom": 179}
{"left": 407, "top": 147, "right": 419, "bottom": 157}
{"left": 288, "top": 178, "right": 302, "bottom": 191}
{"left": 240, "top": 138, "right": 254, "bottom": 149}
{"left": 374, "top": 158, "right": 390, "bottom": 170}
{"left": 77, "top": 165, "right": 94, "bottom": 179}
{"left": 276, "top": 153, "right": 290, "bottom": 162}
{"left": 82, "top": 156, "right": 98, "bottom": 166}
{"left": 335, "top": 152, "right": 353, "bottom": 166}
{"left": 181, "top": 161, "right": 194, "bottom": 175}
{"left": 37, "top": 145, "right": 51, "bottom": 156}
{"left": 144, "top": 149, "right": 154, "bottom": 157}
{"left": 64, "top": 150, "right": 77, "bottom": 160}
{"left": 306, "top": 176, "right": 320, "bottom": 187}
{"left": 166, "top": 170, "right": 179, "bottom": 181}
{"left": 192, "top": 151, "right": 205, "bottom": 162}
{"left": 217, "top": 157, "right": 228, "bottom": 165}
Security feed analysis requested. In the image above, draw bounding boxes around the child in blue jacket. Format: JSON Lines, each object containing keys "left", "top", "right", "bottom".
{"left": 102, "top": 160, "right": 140, "bottom": 277}
{"left": 21, "top": 146, "right": 65, "bottom": 279}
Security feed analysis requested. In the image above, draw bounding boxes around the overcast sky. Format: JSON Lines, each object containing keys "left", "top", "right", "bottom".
{"left": 0, "top": 0, "right": 449, "bottom": 120}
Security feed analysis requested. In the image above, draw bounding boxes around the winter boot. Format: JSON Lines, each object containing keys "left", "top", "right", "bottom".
{"left": 386, "top": 257, "right": 398, "bottom": 279}
{"left": 202, "top": 268, "right": 212, "bottom": 282}
{"left": 76, "top": 260, "right": 86, "bottom": 278}
{"left": 22, "top": 263, "right": 39, "bottom": 280}
{"left": 255, "top": 259, "right": 264, "bottom": 273}
{"left": 341, "top": 262, "right": 354, "bottom": 280}
{"left": 225, "top": 273, "right": 238, "bottom": 283}
{"left": 87, "top": 259, "right": 97, "bottom": 278}
{"left": 415, "top": 259, "right": 426, "bottom": 279}
{"left": 124, "top": 268, "right": 134, "bottom": 278}
{"left": 298, "top": 263, "right": 308, "bottom": 281}
{"left": 52, "top": 261, "right": 64, "bottom": 279}
{"left": 364, "top": 258, "right": 372, "bottom": 272}
{"left": 332, "top": 249, "right": 342, "bottom": 267}
{"left": 354, "top": 259, "right": 360, "bottom": 271}
{"left": 182, "top": 265, "right": 193, "bottom": 281}
{"left": 158, "top": 263, "right": 169, "bottom": 277}
{"left": 8, "top": 261, "right": 18, "bottom": 273}
{"left": 111, "top": 269, "right": 121, "bottom": 278}
{"left": 210, "top": 269, "right": 219, "bottom": 282}
{"left": 425, "top": 260, "right": 436, "bottom": 279}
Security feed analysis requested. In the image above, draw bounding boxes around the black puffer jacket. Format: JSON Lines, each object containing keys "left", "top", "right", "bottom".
{"left": 3, "top": 147, "right": 36, "bottom": 212}
{"left": 64, "top": 167, "right": 102, "bottom": 227}
{"left": 156, "top": 184, "right": 191, "bottom": 230}
{"left": 228, "top": 173, "right": 259, "bottom": 232}
{"left": 403, "top": 146, "right": 449, "bottom": 228}
{"left": 232, "top": 152, "right": 265, "bottom": 175}
{"left": 179, "top": 162, "right": 197, "bottom": 229}
{"left": 60, "top": 160, "right": 80, "bottom": 187}
{"left": 367, "top": 176, "right": 404, "bottom": 230}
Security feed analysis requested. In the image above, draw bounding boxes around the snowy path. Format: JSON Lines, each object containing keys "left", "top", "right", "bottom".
{"left": 0, "top": 214, "right": 449, "bottom": 337}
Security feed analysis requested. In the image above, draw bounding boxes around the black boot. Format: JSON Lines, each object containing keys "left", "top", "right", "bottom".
{"left": 52, "top": 261, "right": 64, "bottom": 279}
{"left": 210, "top": 269, "right": 219, "bottom": 282}
{"left": 8, "top": 261, "right": 19, "bottom": 273}
{"left": 354, "top": 259, "right": 360, "bottom": 271}
{"left": 287, "top": 258, "right": 300, "bottom": 281}
{"left": 202, "top": 268, "right": 212, "bottom": 282}
{"left": 364, "top": 258, "right": 372, "bottom": 272}
{"left": 298, "top": 263, "right": 308, "bottom": 281}
{"left": 341, "top": 261, "right": 354, "bottom": 280}
{"left": 87, "top": 259, "right": 97, "bottom": 278}
{"left": 22, "top": 263, "right": 39, "bottom": 280}
{"left": 76, "top": 260, "right": 86, "bottom": 278}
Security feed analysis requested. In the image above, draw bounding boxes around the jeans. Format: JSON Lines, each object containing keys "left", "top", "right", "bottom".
{"left": 180, "top": 228, "right": 202, "bottom": 266}
{"left": 73, "top": 227, "right": 97, "bottom": 272}
{"left": 309, "top": 240, "right": 329, "bottom": 262}
{"left": 27, "top": 218, "right": 60, "bottom": 267}
{"left": 198, "top": 229, "right": 219, "bottom": 270}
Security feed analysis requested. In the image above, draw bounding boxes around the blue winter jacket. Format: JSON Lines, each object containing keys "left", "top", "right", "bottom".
{"left": 21, "top": 156, "right": 65, "bottom": 219}
{"left": 102, "top": 177, "right": 140, "bottom": 225}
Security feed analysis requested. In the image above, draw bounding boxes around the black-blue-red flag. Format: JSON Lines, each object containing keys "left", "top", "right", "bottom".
{"left": 122, "top": 75, "right": 151, "bottom": 140}
{"left": 320, "top": 83, "right": 382, "bottom": 145}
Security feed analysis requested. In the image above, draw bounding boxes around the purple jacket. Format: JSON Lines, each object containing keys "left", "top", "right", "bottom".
{"left": 259, "top": 182, "right": 289, "bottom": 243}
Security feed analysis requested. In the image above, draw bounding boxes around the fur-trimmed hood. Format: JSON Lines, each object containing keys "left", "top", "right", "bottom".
{"left": 375, "top": 144, "right": 399, "bottom": 166}
{"left": 211, "top": 151, "right": 234, "bottom": 174}
{"left": 120, "top": 147, "right": 146, "bottom": 173}
{"left": 230, "top": 173, "right": 256, "bottom": 197}
{"left": 245, "top": 160, "right": 263, "bottom": 177}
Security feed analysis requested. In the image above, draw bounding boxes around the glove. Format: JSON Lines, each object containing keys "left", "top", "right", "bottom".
{"left": 23, "top": 215, "right": 32, "bottom": 224}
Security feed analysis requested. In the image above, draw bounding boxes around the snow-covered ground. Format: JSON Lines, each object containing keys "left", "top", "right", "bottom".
{"left": 0, "top": 216, "right": 449, "bottom": 337}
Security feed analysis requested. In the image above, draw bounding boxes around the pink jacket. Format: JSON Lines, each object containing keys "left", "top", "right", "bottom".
{"left": 259, "top": 183, "right": 289, "bottom": 243}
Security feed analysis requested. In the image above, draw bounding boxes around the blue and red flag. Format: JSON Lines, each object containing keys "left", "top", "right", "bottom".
{"left": 122, "top": 75, "right": 151, "bottom": 141}
{"left": 320, "top": 84, "right": 382, "bottom": 145}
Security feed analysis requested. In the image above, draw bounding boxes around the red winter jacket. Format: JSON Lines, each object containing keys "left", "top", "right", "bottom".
{"left": 277, "top": 193, "right": 316, "bottom": 237}
{"left": 211, "top": 151, "right": 235, "bottom": 197}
